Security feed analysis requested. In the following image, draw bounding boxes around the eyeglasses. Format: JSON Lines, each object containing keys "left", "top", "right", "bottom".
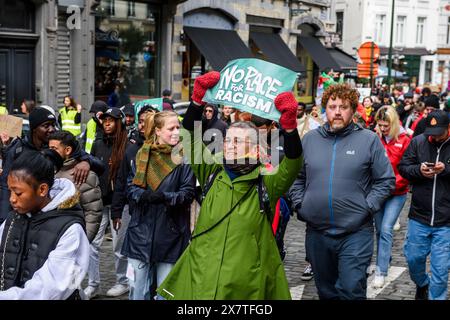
{"left": 224, "top": 137, "right": 255, "bottom": 145}
{"left": 205, "top": 109, "right": 213, "bottom": 113}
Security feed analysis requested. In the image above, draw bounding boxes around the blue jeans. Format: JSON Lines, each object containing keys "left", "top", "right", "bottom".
{"left": 404, "top": 219, "right": 450, "bottom": 300}
{"left": 127, "top": 259, "right": 174, "bottom": 300}
{"left": 305, "top": 226, "right": 374, "bottom": 300}
{"left": 374, "top": 194, "right": 407, "bottom": 276}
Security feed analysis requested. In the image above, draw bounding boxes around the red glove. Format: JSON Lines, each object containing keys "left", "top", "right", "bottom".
{"left": 274, "top": 92, "right": 298, "bottom": 130}
{"left": 191, "top": 71, "right": 220, "bottom": 105}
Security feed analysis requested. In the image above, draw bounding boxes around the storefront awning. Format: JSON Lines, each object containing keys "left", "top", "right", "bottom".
{"left": 298, "top": 36, "right": 340, "bottom": 71}
{"left": 327, "top": 48, "right": 357, "bottom": 71}
{"left": 184, "top": 26, "right": 253, "bottom": 70}
{"left": 249, "top": 31, "right": 305, "bottom": 72}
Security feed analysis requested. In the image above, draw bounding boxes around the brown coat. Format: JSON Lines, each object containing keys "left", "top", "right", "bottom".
{"left": 55, "top": 158, "right": 103, "bottom": 242}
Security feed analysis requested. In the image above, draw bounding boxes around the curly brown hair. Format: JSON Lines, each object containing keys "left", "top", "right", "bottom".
{"left": 321, "top": 84, "right": 359, "bottom": 111}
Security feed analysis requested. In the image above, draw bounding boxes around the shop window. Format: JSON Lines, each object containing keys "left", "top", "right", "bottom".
{"left": 95, "top": 1, "right": 160, "bottom": 104}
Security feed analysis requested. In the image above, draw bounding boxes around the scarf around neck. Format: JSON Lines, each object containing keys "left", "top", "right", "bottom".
{"left": 133, "top": 140, "right": 182, "bottom": 191}
{"left": 223, "top": 157, "right": 260, "bottom": 179}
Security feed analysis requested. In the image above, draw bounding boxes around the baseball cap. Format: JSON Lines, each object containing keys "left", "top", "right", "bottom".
{"left": 424, "top": 110, "right": 449, "bottom": 136}
{"left": 100, "top": 107, "right": 124, "bottom": 120}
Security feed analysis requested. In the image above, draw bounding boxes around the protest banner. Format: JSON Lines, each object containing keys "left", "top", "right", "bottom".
{"left": 133, "top": 98, "right": 163, "bottom": 123}
{"left": 203, "top": 58, "right": 297, "bottom": 122}
{"left": 0, "top": 115, "right": 23, "bottom": 138}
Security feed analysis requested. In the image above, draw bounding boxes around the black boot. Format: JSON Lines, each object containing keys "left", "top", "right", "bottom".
{"left": 415, "top": 284, "right": 429, "bottom": 300}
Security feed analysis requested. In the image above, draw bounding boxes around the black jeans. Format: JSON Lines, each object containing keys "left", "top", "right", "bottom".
{"left": 305, "top": 226, "right": 373, "bottom": 300}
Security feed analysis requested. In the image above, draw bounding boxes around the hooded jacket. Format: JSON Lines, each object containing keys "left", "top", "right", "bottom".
{"left": 55, "top": 154, "right": 103, "bottom": 242}
{"left": 289, "top": 122, "right": 395, "bottom": 236}
{"left": 398, "top": 134, "right": 450, "bottom": 227}
{"left": 0, "top": 135, "right": 105, "bottom": 223}
{"left": 0, "top": 178, "right": 89, "bottom": 299}
{"left": 201, "top": 104, "right": 227, "bottom": 146}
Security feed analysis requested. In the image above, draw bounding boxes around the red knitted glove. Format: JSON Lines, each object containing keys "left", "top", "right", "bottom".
{"left": 191, "top": 71, "right": 221, "bottom": 105}
{"left": 274, "top": 92, "right": 298, "bottom": 130}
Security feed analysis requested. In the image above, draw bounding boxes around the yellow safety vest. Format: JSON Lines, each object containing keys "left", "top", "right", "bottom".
{"left": 85, "top": 118, "right": 97, "bottom": 154}
{"left": 59, "top": 107, "right": 81, "bottom": 136}
{"left": 0, "top": 106, "right": 8, "bottom": 115}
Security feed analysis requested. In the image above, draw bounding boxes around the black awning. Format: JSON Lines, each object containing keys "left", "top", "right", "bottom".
{"left": 184, "top": 26, "right": 253, "bottom": 70}
{"left": 249, "top": 31, "right": 305, "bottom": 72}
{"left": 298, "top": 36, "right": 340, "bottom": 71}
{"left": 327, "top": 48, "right": 357, "bottom": 71}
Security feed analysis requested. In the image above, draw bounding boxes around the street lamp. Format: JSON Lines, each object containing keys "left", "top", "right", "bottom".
{"left": 387, "top": 0, "right": 395, "bottom": 90}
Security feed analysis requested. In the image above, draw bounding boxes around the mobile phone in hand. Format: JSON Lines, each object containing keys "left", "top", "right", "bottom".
{"left": 425, "top": 162, "right": 435, "bottom": 168}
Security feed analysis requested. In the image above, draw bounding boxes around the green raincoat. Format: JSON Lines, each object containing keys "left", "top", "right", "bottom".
{"left": 157, "top": 129, "right": 302, "bottom": 300}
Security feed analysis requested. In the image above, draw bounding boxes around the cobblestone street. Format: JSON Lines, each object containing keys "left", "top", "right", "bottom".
{"left": 87, "top": 194, "right": 449, "bottom": 300}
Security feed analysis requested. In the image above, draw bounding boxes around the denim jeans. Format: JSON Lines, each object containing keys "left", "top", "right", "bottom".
{"left": 88, "top": 205, "right": 131, "bottom": 288}
{"left": 305, "top": 226, "right": 373, "bottom": 300}
{"left": 127, "top": 259, "right": 174, "bottom": 300}
{"left": 374, "top": 194, "right": 407, "bottom": 276}
{"left": 404, "top": 219, "right": 450, "bottom": 300}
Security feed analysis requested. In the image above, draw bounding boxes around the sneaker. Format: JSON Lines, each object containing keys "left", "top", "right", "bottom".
{"left": 371, "top": 275, "right": 385, "bottom": 288}
{"left": 393, "top": 219, "right": 401, "bottom": 231}
{"left": 415, "top": 284, "right": 429, "bottom": 300}
{"left": 301, "top": 264, "right": 314, "bottom": 281}
{"left": 84, "top": 286, "right": 99, "bottom": 300}
{"left": 366, "top": 264, "right": 376, "bottom": 277}
{"left": 106, "top": 284, "right": 129, "bottom": 297}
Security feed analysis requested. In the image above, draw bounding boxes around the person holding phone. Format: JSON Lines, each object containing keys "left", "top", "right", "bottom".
{"left": 398, "top": 110, "right": 450, "bottom": 300}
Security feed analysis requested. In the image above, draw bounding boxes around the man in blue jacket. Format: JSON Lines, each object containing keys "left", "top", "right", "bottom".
{"left": 289, "top": 84, "right": 395, "bottom": 299}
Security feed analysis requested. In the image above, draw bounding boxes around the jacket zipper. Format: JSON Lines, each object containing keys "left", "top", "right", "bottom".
{"left": 328, "top": 136, "right": 338, "bottom": 233}
{"left": 430, "top": 137, "right": 450, "bottom": 226}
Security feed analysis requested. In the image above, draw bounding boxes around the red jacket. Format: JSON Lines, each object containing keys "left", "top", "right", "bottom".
{"left": 379, "top": 132, "right": 411, "bottom": 195}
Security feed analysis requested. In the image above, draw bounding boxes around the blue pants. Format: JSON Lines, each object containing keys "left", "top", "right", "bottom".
{"left": 374, "top": 194, "right": 407, "bottom": 275}
{"left": 305, "top": 226, "right": 373, "bottom": 300}
{"left": 404, "top": 219, "right": 450, "bottom": 300}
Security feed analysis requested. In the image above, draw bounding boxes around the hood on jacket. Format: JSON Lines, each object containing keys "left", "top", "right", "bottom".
{"left": 318, "top": 122, "right": 363, "bottom": 138}
{"left": 41, "top": 178, "right": 80, "bottom": 212}
{"left": 202, "top": 104, "right": 220, "bottom": 131}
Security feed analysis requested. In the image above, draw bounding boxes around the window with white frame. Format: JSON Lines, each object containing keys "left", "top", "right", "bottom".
{"left": 416, "top": 17, "right": 426, "bottom": 45}
{"left": 395, "top": 16, "right": 406, "bottom": 45}
{"left": 375, "top": 14, "right": 386, "bottom": 44}
{"left": 447, "top": 17, "right": 450, "bottom": 45}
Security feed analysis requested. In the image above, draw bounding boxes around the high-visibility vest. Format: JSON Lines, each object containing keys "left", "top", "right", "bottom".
{"left": 0, "top": 106, "right": 8, "bottom": 115}
{"left": 85, "top": 118, "right": 97, "bottom": 154}
{"left": 59, "top": 107, "right": 81, "bottom": 136}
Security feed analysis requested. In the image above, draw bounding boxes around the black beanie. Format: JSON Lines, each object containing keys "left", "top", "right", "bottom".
{"left": 29, "top": 107, "right": 56, "bottom": 131}
{"left": 425, "top": 95, "right": 440, "bottom": 109}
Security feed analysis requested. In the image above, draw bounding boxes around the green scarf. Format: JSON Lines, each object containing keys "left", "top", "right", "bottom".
{"left": 133, "top": 141, "right": 182, "bottom": 191}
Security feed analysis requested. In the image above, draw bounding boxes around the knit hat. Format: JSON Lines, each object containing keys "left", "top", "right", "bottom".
{"left": 29, "top": 107, "right": 56, "bottom": 130}
{"left": 89, "top": 100, "right": 108, "bottom": 113}
{"left": 424, "top": 95, "right": 440, "bottom": 109}
{"left": 121, "top": 103, "right": 135, "bottom": 116}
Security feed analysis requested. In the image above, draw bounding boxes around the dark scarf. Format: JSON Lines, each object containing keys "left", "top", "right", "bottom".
{"left": 223, "top": 157, "right": 260, "bottom": 180}
{"left": 133, "top": 141, "right": 182, "bottom": 191}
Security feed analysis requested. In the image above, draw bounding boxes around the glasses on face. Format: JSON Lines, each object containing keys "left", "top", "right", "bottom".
{"left": 224, "top": 137, "right": 254, "bottom": 146}
{"left": 205, "top": 109, "right": 213, "bottom": 114}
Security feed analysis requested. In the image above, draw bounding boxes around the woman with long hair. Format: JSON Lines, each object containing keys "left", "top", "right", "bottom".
{"left": 84, "top": 107, "right": 131, "bottom": 299}
{"left": 371, "top": 105, "right": 411, "bottom": 288}
{"left": 123, "top": 110, "right": 195, "bottom": 300}
{"left": 58, "top": 95, "right": 82, "bottom": 136}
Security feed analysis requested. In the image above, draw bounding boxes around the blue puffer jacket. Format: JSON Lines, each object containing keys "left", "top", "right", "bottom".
{"left": 122, "top": 160, "right": 195, "bottom": 264}
{"left": 289, "top": 122, "right": 395, "bottom": 236}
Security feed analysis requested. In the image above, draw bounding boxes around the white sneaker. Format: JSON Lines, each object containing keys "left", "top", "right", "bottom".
{"left": 371, "top": 275, "right": 385, "bottom": 288}
{"left": 393, "top": 219, "right": 401, "bottom": 231}
{"left": 366, "top": 264, "right": 376, "bottom": 276}
{"left": 84, "top": 286, "right": 99, "bottom": 300}
{"left": 106, "top": 284, "right": 129, "bottom": 297}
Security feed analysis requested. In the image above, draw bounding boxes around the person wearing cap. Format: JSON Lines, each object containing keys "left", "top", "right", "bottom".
{"left": 121, "top": 103, "right": 140, "bottom": 143}
{"left": 85, "top": 107, "right": 131, "bottom": 299}
{"left": 0, "top": 107, "right": 105, "bottom": 224}
{"left": 398, "top": 110, "right": 450, "bottom": 300}
{"left": 413, "top": 94, "right": 441, "bottom": 137}
{"left": 397, "top": 91, "right": 415, "bottom": 126}
{"left": 81, "top": 100, "right": 108, "bottom": 154}
{"left": 162, "top": 89, "right": 175, "bottom": 110}
{"left": 58, "top": 96, "right": 82, "bottom": 137}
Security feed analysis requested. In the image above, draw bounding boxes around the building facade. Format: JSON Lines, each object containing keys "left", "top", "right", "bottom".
{"left": 335, "top": 0, "right": 439, "bottom": 86}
